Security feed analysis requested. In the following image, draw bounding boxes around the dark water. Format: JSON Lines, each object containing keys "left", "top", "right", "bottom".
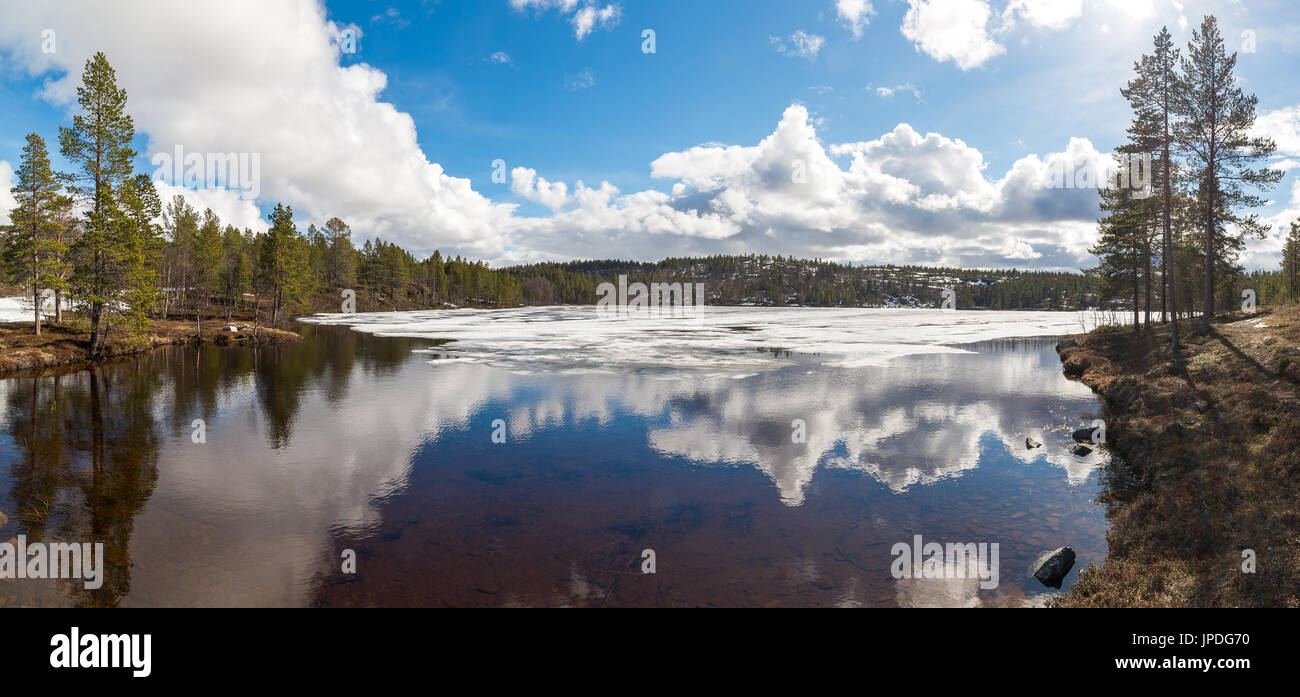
{"left": 0, "top": 324, "right": 1109, "bottom": 607}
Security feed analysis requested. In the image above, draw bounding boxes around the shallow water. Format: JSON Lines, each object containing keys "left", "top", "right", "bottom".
{"left": 0, "top": 308, "right": 1109, "bottom": 607}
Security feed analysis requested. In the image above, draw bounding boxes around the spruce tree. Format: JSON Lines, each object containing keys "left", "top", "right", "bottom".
{"left": 114, "top": 174, "right": 165, "bottom": 340}
{"left": 3, "top": 133, "right": 71, "bottom": 335}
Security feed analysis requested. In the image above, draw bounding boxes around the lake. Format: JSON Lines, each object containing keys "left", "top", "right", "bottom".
{"left": 0, "top": 307, "right": 1109, "bottom": 607}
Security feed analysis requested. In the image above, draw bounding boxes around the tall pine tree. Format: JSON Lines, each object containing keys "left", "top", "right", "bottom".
{"left": 1175, "top": 16, "right": 1281, "bottom": 331}
{"left": 58, "top": 52, "right": 141, "bottom": 352}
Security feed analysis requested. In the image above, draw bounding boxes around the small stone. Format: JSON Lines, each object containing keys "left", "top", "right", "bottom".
{"left": 1025, "top": 437, "right": 1042, "bottom": 449}
{"left": 1070, "top": 444, "right": 1093, "bottom": 456}
{"left": 1031, "top": 547, "right": 1077, "bottom": 589}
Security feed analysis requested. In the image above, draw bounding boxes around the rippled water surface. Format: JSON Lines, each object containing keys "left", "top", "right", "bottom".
{"left": 0, "top": 308, "right": 1109, "bottom": 607}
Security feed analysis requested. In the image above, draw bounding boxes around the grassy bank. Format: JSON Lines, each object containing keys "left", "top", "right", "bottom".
{"left": 0, "top": 316, "right": 300, "bottom": 378}
{"left": 1055, "top": 305, "right": 1300, "bottom": 607}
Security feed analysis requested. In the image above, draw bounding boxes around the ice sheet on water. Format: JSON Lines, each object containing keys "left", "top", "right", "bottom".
{"left": 303, "top": 306, "right": 1096, "bottom": 372}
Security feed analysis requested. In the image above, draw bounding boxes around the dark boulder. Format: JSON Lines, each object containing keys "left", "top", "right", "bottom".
{"left": 1069, "top": 444, "right": 1092, "bottom": 456}
{"left": 1025, "top": 437, "right": 1042, "bottom": 449}
{"left": 1072, "top": 428, "right": 1096, "bottom": 443}
{"left": 1055, "top": 338, "right": 1077, "bottom": 353}
{"left": 1031, "top": 547, "right": 1076, "bottom": 589}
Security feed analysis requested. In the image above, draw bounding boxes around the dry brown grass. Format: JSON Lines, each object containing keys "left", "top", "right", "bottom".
{"left": 1055, "top": 305, "right": 1300, "bottom": 607}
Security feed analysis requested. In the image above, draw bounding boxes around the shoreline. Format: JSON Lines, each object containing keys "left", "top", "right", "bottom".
{"left": 1053, "top": 306, "right": 1300, "bottom": 607}
{"left": 0, "top": 319, "right": 301, "bottom": 379}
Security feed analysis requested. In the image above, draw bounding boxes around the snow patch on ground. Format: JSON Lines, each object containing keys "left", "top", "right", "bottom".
{"left": 0, "top": 296, "right": 44, "bottom": 323}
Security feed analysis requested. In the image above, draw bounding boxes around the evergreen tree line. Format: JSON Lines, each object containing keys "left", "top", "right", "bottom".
{"left": 505, "top": 256, "right": 1097, "bottom": 310}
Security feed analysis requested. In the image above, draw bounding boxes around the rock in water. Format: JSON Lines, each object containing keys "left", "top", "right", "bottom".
{"left": 1072, "top": 428, "right": 1097, "bottom": 443}
{"left": 1025, "top": 437, "right": 1042, "bottom": 449}
{"left": 1031, "top": 547, "right": 1076, "bottom": 589}
{"left": 1055, "top": 338, "right": 1077, "bottom": 352}
{"left": 1070, "top": 444, "right": 1092, "bottom": 456}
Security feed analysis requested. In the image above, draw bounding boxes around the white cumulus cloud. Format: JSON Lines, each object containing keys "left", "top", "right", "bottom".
{"left": 507, "top": 104, "right": 1109, "bottom": 269}
{"left": 1001, "top": 0, "right": 1083, "bottom": 31}
{"left": 0, "top": 0, "right": 516, "bottom": 259}
{"left": 901, "top": 0, "right": 1005, "bottom": 70}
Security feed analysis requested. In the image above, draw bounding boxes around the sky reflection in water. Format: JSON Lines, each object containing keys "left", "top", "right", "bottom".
{"left": 0, "top": 309, "right": 1109, "bottom": 607}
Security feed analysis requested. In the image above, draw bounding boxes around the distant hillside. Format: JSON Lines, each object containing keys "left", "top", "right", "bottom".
{"left": 502, "top": 255, "right": 1097, "bottom": 311}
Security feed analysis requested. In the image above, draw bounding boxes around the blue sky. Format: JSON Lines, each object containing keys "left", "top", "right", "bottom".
{"left": 2, "top": 0, "right": 1300, "bottom": 270}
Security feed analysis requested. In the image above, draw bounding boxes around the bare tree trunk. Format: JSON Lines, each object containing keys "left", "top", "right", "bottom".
{"left": 1144, "top": 215, "right": 1153, "bottom": 329}
{"left": 33, "top": 282, "right": 41, "bottom": 336}
{"left": 1202, "top": 154, "right": 1217, "bottom": 332}
{"left": 1133, "top": 269, "right": 1140, "bottom": 334}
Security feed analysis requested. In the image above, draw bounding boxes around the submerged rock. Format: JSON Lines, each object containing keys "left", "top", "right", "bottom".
{"left": 1070, "top": 444, "right": 1092, "bottom": 456}
{"left": 1032, "top": 547, "right": 1076, "bottom": 589}
{"left": 1025, "top": 437, "right": 1042, "bottom": 449}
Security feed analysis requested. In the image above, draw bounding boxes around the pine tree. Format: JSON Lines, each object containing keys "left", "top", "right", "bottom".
{"left": 259, "top": 203, "right": 314, "bottom": 323}
{"left": 1091, "top": 173, "right": 1145, "bottom": 332}
{"left": 2, "top": 133, "right": 71, "bottom": 335}
{"left": 1282, "top": 219, "right": 1300, "bottom": 304}
{"left": 1122, "top": 27, "right": 1183, "bottom": 362}
{"left": 191, "top": 208, "right": 224, "bottom": 332}
{"left": 162, "top": 195, "right": 199, "bottom": 319}
{"left": 58, "top": 52, "right": 139, "bottom": 353}
{"left": 323, "top": 217, "right": 355, "bottom": 289}
{"left": 221, "top": 224, "right": 252, "bottom": 321}
{"left": 1175, "top": 16, "right": 1281, "bottom": 331}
